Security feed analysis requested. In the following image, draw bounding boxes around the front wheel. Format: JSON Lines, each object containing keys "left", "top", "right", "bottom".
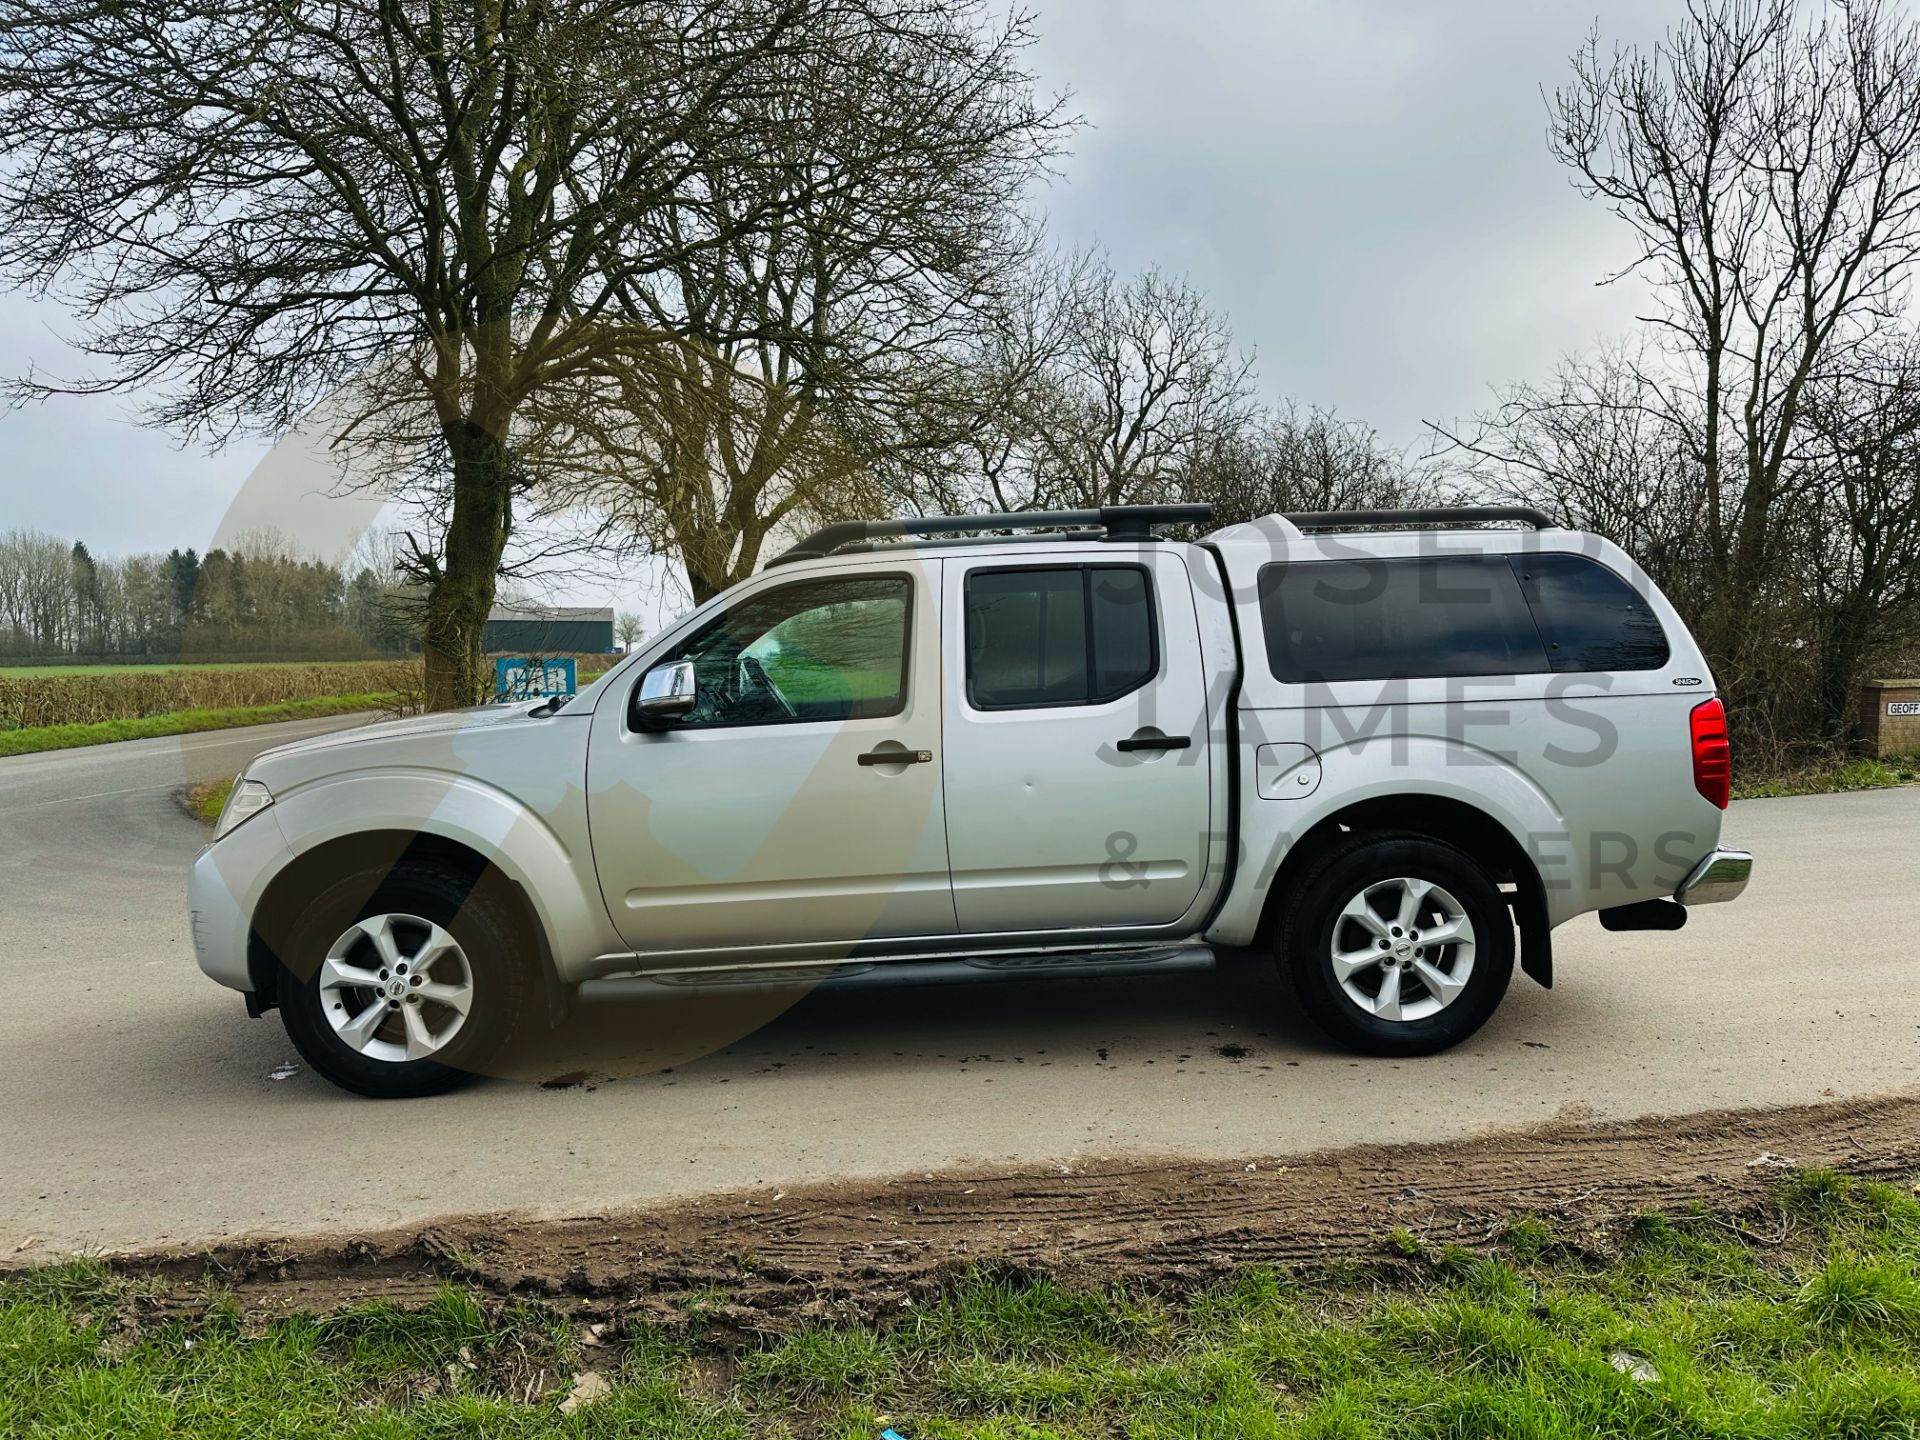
{"left": 278, "top": 861, "right": 533, "bottom": 1097}
{"left": 1278, "top": 833, "right": 1513, "bottom": 1056}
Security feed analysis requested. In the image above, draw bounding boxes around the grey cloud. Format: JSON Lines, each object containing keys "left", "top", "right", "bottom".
{"left": 4, "top": 1, "right": 1673, "bottom": 568}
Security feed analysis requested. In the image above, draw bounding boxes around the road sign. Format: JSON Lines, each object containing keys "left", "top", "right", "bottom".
{"left": 494, "top": 656, "right": 577, "bottom": 702}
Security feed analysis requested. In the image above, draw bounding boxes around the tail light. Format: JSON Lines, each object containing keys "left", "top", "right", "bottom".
{"left": 1690, "top": 697, "right": 1731, "bottom": 809}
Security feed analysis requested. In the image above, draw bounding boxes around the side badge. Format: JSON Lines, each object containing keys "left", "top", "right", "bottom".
{"left": 1674, "top": 676, "right": 1703, "bottom": 687}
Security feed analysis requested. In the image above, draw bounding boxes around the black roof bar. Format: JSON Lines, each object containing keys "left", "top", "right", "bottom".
{"left": 1282, "top": 506, "right": 1557, "bottom": 532}
{"left": 770, "top": 503, "right": 1215, "bottom": 566}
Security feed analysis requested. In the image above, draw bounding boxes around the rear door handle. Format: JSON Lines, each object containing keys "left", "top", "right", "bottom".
{"left": 857, "top": 747, "right": 934, "bottom": 766}
{"left": 1116, "top": 735, "right": 1192, "bottom": 753}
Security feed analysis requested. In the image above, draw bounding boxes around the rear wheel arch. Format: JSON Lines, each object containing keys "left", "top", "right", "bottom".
{"left": 1253, "top": 794, "right": 1553, "bottom": 988}
{"left": 246, "top": 830, "right": 560, "bottom": 1016}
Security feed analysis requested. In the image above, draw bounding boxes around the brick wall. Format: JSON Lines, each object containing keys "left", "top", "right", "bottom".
{"left": 1858, "top": 680, "right": 1920, "bottom": 757}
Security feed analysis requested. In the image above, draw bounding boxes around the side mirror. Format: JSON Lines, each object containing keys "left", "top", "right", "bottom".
{"left": 634, "top": 659, "right": 697, "bottom": 727}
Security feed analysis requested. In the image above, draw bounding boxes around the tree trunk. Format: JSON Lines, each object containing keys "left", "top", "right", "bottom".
{"left": 1816, "top": 595, "right": 1880, "bottom": 747}
{"left": 422, "top": 421, "right": 515, "bottom": 711}
{"left": 686, "top": 563, "right": 727, "bottom": 607}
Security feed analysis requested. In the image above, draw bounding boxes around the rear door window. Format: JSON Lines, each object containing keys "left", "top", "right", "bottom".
{"left": 1258, "top": 555, "right": 1546, "bottom": 682}
{"left": 1507, "top": 554, "right": 1669, "bottom": 672}
{"left": 966, "top": 564, "right": 1157, "bottom": 708}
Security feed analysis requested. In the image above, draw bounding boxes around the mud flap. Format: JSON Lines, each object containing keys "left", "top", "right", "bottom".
{"left": 545, "top": 964, "right": 574, "bottom": 1028}
{"left": 1514, "top": 883, "right": 1552, "bottom": 989}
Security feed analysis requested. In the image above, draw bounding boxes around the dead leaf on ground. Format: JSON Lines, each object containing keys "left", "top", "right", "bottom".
{"left": 559, "top": 1371, "right": 611, "bottom": 1415}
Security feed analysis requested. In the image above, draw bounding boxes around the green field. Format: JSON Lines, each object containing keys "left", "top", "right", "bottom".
{"left": 7, "top": 1169, "right": 1920, "bottom": 1438}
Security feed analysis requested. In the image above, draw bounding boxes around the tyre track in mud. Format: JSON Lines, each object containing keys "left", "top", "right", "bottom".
{"left": 64, "top": 1092, "right": 1920, "bottom": 1333}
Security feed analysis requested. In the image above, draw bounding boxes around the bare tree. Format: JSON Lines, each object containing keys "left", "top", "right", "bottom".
{"left": 1429, "top": 344, "right": 1710, "bottom": 608}
{"left": 1795, "top": 335, "right": 1920, "bottom": 739}
{"left": 546, "top": 7, "right": 1061, "bottom": 602}
{"left": 0, "top": 0, "right": 1062, "bottom": 705}
{"left": 0, "top": 530, "right": 77, "bottom": 655}
{"left": 1550, "top": 0, "right": 1920, "bottom": 692}
{"left": 909, "top": 246, "right": 1086, "bottom": 515}
{"left": 931, "top": 253, "right": 1255, "bottom": 514}
{"left": 1047, "top": 262, "right": 1256, "bottom": 509}
{"left": 1191, "top": 402, "right": 1451, "bottom": 531}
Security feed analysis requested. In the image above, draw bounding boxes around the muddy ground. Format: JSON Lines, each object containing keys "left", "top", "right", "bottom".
{"left": 22, "top": 1092, "right": 1920, "bottom": 1338}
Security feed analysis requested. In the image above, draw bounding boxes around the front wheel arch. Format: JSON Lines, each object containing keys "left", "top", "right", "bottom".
{"left": 277, "top": 858, "right": 535, "bottom": 1096}
{"left": 247, "top": 831, "right": 561, "bottom": 1020}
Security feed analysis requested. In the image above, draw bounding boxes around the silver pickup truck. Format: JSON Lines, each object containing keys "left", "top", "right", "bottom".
{"left": 189, "top": 504, "right": 1751, "bottom": 1096}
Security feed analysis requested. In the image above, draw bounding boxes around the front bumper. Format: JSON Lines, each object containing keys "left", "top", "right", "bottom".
{"left": 187, "top": 813, "right": 292, "bottom": 991}
{"left": 1675, "top": 846, "right": 1753, "bottom": 906}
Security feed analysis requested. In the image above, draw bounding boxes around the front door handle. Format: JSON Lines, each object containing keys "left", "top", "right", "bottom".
{"left": 1116, "top": 735, "right": 1192, "bottom": 753}
{"left": 858, "top": 747, "right": 934, "bottom": 766}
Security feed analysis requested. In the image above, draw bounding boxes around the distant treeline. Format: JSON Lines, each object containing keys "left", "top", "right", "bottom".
{"left": 0, "top": 528, "right": 415, "bottom": 660}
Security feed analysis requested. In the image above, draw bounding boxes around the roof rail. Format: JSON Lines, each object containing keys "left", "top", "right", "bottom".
{"left": 769, "top": 504, "right": 1214, "bottom": 566}
{"left": 1282, "top": 506, "right": 1557, "bottom": 532}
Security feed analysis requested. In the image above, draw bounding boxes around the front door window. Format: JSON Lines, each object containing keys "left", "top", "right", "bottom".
{"left": 658, "top": 574, "right": 911, "bottom": 730}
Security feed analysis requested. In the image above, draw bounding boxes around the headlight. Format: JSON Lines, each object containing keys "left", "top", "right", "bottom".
{"left": 213, "top": 778, "right": 274, "bottom": 840}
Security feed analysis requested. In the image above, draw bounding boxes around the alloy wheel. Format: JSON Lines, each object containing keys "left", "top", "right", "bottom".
{"left": 1328, "top": 876, "right": 1477, "bottom": 1022}
{"left": 318, "top": 913, "right": 474, "bottom": 1063}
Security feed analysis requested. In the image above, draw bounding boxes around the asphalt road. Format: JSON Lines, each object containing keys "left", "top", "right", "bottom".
{"left": 2, "top": 717, "right": 1916, "bottom": 1256}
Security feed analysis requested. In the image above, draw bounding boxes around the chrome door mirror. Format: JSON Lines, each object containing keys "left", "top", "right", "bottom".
{"left": 634, "top": 659, "right": 697, "bottom": 726}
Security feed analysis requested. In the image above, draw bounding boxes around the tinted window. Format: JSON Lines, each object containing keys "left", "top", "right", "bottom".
{"left": 1089, "top": 567, "right": 1156, "bottom": 696}
{"left": 966, "top": 565, "right": 1157, "bottom": 708}
{"left": 1509, "top": 554, "right": 1669, "bottom": 672}
{"left": 656, "top": 574, "right": 910, "bottom": 728}
{"left": 1259, "top": 556, "right": 1545, "bottom": 683}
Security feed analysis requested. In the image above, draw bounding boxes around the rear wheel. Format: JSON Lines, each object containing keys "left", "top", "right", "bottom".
{"left": 278, "top": 861, "right": 532, "bottom": 1097}
{"left": 1278, "top": 833, "right": 1513, "bottom": 1056}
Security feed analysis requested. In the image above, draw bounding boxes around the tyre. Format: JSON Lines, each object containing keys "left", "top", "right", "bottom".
{"left": 1277, "top": 832, "right": 1513, "bottom": 1056}
{"left": 278, "top": 860, "right": 533, "bottom": 1098}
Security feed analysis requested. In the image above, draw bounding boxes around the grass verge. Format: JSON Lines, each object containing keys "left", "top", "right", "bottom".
{"left": 9, "top": 1169, "right": 1920, "bottom": 1437}
{"left": 1735, "top": 751, "right": 1920, "bottom": 799}
{"left": 0, "top": 693, "right": 391, "bottom": 759}
{"left": 182, "top": 775, "right": 235, "bottom": 824}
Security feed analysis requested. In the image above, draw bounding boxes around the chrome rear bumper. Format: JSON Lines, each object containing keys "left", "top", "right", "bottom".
{"left": 1675, "top": 846, "right": 1753, "bottom": 906}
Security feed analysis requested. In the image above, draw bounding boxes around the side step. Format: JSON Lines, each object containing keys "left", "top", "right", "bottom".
{"left": 579, "top": 944, "right": 1216, "bottom": 1003}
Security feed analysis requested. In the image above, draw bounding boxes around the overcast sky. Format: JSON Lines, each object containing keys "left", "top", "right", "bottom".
{"left": 0, "top": 0, "right": 1672, "bottom": 615}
